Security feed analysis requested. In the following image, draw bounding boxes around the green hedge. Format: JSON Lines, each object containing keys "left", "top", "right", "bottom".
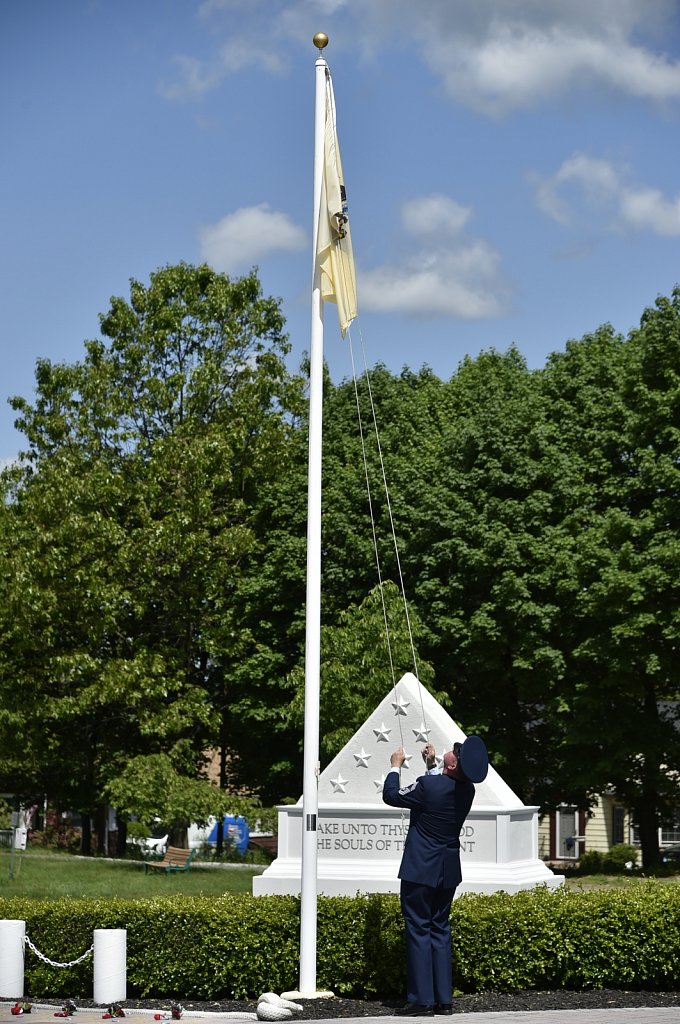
{"left": 2, "top": 885, "right": 680, "bottom": 1000}
{"left": 451, "top": 885, "right": 680, "bottom": 992}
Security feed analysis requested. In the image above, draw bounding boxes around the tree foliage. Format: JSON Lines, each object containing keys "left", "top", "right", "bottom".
{"left": 105, "top": 753, "right": 252, "bottom": 847}
{"left": 1, "top": 268, "right": 679, "bottom": 869}
{"left": 286, "top": 581, "right": 438, "bottom": 763}
{"left": 0, "top": 264, "right": 302, "bottom": 846}
{"left": 540, "top": 295, "right": 680, "bottom": 867}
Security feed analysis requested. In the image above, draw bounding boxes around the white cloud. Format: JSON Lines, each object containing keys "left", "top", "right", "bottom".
{"left": 534, "top": 154, "right": 623, "bottom": 223}
{"left": 214, "top": 39, "right": 287, "bottom": 76}
{"left": 158, "top": 56, "right": 221, "bottom": 101}
{"left": 158, "top": 3, "right": 288, "bottom": 100}
{"left": 199, "top": 204, "right": 307, "bottom": 274}
{"left": 421, "top": 21, "right": 680, "bottom": 115}
{"left": 401, "top": 195, "right": 471, "bottom": 240}
{"left": 158, "top": 45, "right": 285, "bottom": 100}
{"left": 619, "top": 186, "right": 680, "bottom": 235}
{"left": 534, "top": 153, "right": 680, "bottom": 235}
{"left": 369, "top": 0, "right": 680, "bottom": 114}
{"left": 159, "top": 1, "right": 680, "bottom": 113}
{"left": 361, "top": 194, "right": 505, "bottom": 319}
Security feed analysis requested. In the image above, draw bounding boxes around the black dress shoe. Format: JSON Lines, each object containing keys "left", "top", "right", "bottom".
{"left": 395, "top": 1005, "right": 434, "bottom": 1017}
{"left": 434, "top": 1005, "right": 453, "bottom": 1015}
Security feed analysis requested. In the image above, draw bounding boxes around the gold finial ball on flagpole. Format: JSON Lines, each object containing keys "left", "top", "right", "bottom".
{"left": 313, "top": 32, "right": 329, "bottom": 50}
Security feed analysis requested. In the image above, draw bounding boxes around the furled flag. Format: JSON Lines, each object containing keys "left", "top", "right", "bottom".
{"left": 317, "top": 68, "right": 357, "bottom": 337}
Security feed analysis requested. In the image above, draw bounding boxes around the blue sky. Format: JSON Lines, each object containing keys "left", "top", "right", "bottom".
{"left": 2, "top": 0, "right": 680, "bottom": 462}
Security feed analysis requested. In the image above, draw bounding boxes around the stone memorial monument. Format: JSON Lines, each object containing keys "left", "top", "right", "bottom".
{"left": 253, "top": 673, "right": 563, "bottom": 896}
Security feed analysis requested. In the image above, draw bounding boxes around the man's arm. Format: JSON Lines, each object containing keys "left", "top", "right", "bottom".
{"left": 382, "top": 746, "right": 426, "bottom": 809}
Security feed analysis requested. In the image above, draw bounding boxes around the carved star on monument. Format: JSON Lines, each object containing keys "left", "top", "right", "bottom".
{"left": 353, "top": 747, "right": 371, "bottom": 768}
{"left": 402, "top": 753, "right": 413, "bottom": 769}
{"left": 330, "top": 773, "right": 348, "bottom": 794}
{"left": 412, "top": 722, "right": 431, "bottom": 742}
{"left": 373, "top": 721, "right": 391, "bottom": 742}
{"left": 391, "top": 695, "right": 410, "bottom": 716}
{"left": 373, "top": 774, "right": 386, "bottom": 792}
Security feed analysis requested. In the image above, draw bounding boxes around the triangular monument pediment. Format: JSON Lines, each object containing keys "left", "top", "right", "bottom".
{"left": 315, "top": 672, "right": 521, "bottom": 808}
{"left": 254, "top": 674, "right": 563, "bottom": 897}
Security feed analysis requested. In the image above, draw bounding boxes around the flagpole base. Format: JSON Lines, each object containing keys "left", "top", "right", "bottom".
{"left": 281, "top": 991, "right": 334, "bottom": 1001}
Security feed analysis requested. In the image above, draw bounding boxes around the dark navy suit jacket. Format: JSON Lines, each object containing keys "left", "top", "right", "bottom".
{"left": 383, "top": 769, "right": 475, "bottom": 889}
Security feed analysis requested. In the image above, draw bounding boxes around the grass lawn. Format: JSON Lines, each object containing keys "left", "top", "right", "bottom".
{"left": 2, "top": 850, "right": 678, "bottom": 901}
{"left": 0, "top": 850, "right": 264, "bottom": 900}
{"left": 566, "top": 872, "right": 680, "bottom": 890}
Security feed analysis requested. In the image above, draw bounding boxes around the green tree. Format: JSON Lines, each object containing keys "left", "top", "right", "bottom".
{"left": 285, "top": 581, "right": 438, "bottom": 764}
{"left": 395, "top": 349, "right": 573, "bottom": 805}
{"left": 543, "top": 297, "right": 680, "bottom": 868}
{"left": 319, "top": 365, "right": 449, "bottom": 620}
{"left": 105, "top": 753, "right": 252, "bottom": 848}
{"left": 0, "top": 264, "right": 302, "bottom": 846}
{"left": 221, "top": 364, "right": 447, "bottom": 799}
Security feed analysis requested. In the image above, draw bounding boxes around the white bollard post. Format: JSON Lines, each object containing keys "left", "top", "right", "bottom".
{"left": 93, "top": 928, "right": 126, "bottom": 1004}
{"left": 0, "top": 919, "right": 26, "bottom": 997}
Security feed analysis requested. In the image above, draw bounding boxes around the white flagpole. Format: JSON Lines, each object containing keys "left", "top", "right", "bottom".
{"left": 298, "top": 35, "right": 329, "bottom": 997}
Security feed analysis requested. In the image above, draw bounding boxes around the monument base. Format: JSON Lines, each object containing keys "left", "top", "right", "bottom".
{"left": 252, "top": 803, "right": 563, "bottom": 897}
{"left": 253, "top": 857, "right": 563, "bottom": 897}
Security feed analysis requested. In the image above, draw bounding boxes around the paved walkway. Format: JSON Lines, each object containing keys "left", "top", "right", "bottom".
{"left": 2, "top": 1007, "right": 680, "bottom": 1024}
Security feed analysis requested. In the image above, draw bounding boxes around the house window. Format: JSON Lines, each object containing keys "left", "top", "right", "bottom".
{"left": 631, "top": 814, "right": 680, "bottom": 848}
{"left": 613, "top": 805, "right": 625, "bottom": 846}
{"left": 661, "top": 810, "right": 680, "bottom": 845}
{"left": 556, "top": 806, "right": 578, "bottom": 859}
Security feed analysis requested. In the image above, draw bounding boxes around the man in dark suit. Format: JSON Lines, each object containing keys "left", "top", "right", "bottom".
{"left": 382, "top": 736, "right": 488, "bottom": 1017}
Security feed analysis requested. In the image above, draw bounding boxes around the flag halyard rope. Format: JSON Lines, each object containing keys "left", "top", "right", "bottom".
{"left": 320, "top": 58, "right": 429, "bottom": 764}
{"left": 345, "top": 319, "right": 430, "bottom": 744}
{"left": 347, "top": 334, "right": 404, "bottom": 750}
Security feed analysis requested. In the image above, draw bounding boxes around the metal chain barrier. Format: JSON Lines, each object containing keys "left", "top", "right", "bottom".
{"left": 24, "top": 934, "right": 94, "bottom": 969}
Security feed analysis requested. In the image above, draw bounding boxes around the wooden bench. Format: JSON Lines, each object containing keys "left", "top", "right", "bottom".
{"left": 144, "top": 846, "right": 195, "bottom": 874}
{"left": 249, "top": 835, "right": 278, "bottom": 858}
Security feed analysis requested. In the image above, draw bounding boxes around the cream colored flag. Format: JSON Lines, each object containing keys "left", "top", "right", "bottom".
{"left": 317, "top": 69, "right": 357, "bottom": 337}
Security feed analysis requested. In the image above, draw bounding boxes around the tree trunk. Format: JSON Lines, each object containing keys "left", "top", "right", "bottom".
{"left": 637, "top": 681, "right": 661, "bottom": 871}
{"left": 636, "top": 796, "right": 660, "bottom": 871}
{"left": 169, "top": 823, "right": 189, "bottom": 849}
{"left": 80, "top": 814, "right": 92, "bottom": 856}
{"left": 95, "top": 805, "right": 107, "bottom": 855}
{"left": 216, "top": 672, "right": 227, "bottom": 857}
{"left": 116, "top": 815, "right": 128, "bottom": 857}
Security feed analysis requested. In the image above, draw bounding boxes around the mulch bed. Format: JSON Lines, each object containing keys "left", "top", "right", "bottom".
{"left": 25, "top": 991, "right": 680, "bottom": 1017}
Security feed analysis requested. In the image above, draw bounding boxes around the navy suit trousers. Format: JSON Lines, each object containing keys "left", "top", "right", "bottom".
{"left": 400, "top": 879, "right": 456, "bottom": 1006}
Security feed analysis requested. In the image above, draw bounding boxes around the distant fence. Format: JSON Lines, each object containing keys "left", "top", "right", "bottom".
{"left": 0, "top": 830, "right": 12, "bottom": 849}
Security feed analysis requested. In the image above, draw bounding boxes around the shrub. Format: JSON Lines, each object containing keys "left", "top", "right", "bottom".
{"left": 451, "top": 883, "right": 680, "bottom": 992}
{"left": 577, "top": 850, "right": 603, "bottom": 874}
{"left": 28, "top": 827, "right": 81, "bottom": 853}
{"left": 602, "top": 844, "right": 638, "bottom": 872}
{"left": 2, "top": 884, "right": 680, "bottom": 1000}
{"left": 0, "top": 798, "right": 12, "bottom": 829}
